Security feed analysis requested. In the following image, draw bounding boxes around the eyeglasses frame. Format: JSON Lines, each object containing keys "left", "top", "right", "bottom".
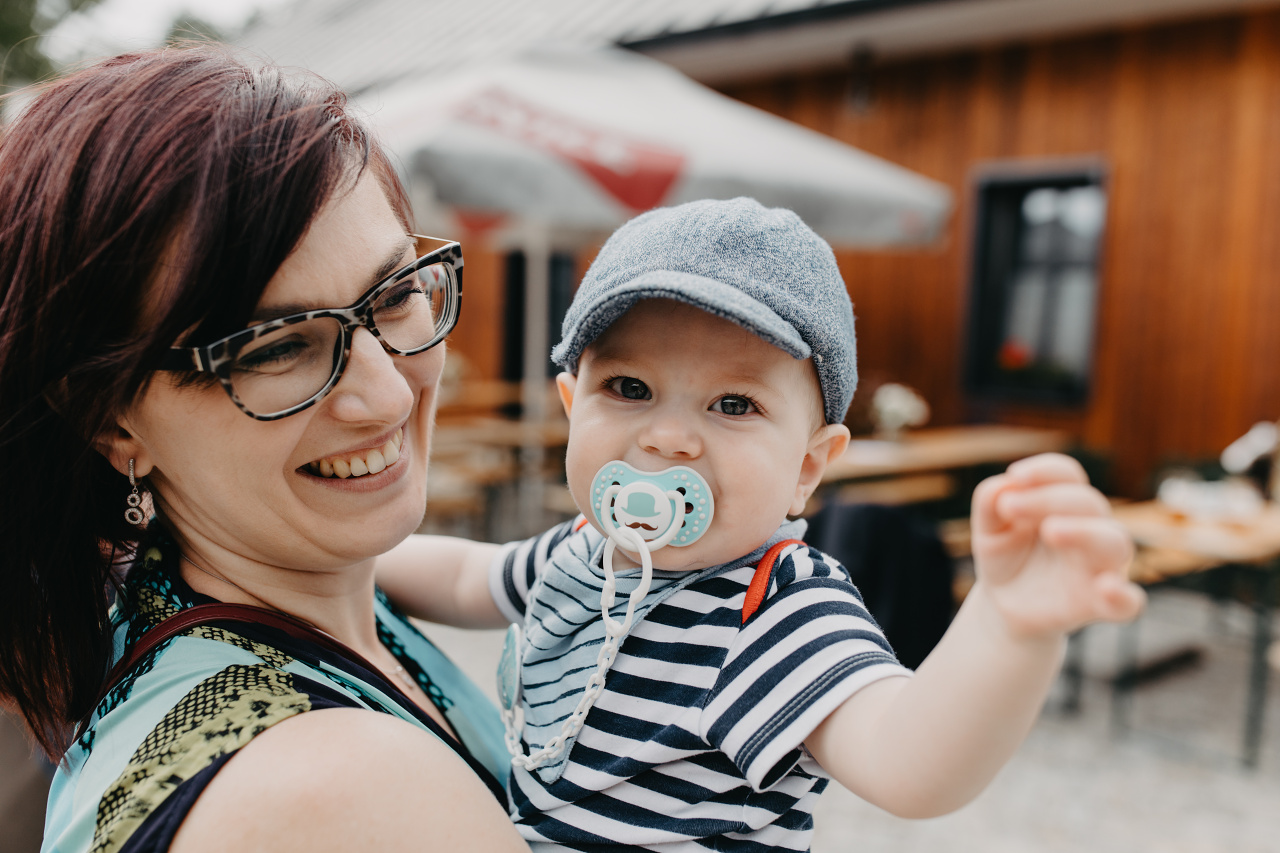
{"left": 158, "top": 234, "right": 463, "bottom": 421}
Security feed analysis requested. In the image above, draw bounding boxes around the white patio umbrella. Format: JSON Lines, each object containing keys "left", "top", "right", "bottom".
{"left": 372, "top": 45, "right": 950, "bottom": 247}
{"left": 368, "top": 46, "right": 952, "bottom": 533}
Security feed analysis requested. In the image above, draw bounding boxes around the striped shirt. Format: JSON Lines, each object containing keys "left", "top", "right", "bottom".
{"left": 489, "top": 519, "right": 910, "bottom": 852}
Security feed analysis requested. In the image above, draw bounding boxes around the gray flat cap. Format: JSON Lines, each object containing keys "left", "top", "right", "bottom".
{"left": 551, "top": 197, "right": 857, "bottom": 424}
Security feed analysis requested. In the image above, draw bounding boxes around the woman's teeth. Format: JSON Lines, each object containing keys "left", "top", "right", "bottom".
{"left": 308, "top": 429, "right": 402, "bottom": 479}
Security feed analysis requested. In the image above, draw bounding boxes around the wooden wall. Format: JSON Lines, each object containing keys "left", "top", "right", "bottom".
{"left": 717, "top": 8, "right": 1280, "bottom": 496}
{"left": 446, "top": 240, "right": 505, "bottom": 381}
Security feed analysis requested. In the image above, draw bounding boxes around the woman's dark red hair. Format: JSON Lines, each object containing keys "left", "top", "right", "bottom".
{"left": 0, "top": 45, "right": 412, "bottom": 758}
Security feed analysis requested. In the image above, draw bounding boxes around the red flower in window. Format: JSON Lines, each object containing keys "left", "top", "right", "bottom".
{"left": 998, "top": 340, "right": 1032, "bottom": 371}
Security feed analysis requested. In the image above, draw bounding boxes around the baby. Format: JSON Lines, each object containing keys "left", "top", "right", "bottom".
{"left": 382, "top": 197, "right": 1144, "bottom": 852}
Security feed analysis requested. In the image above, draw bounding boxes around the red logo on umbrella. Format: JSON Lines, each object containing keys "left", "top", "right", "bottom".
{"left": 458, "top": 88, "right": 685, "bottom": 212}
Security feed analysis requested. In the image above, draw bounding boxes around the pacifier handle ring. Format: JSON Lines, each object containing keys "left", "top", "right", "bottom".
{"left": 601, "top": 526, "right": 653, "bottom": 636}
{"left": 598, "top": 483, "right": 624, "bottom": 543}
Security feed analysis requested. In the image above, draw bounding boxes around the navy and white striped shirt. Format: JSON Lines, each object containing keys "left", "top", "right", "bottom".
{"left": 489, "top": 519, "right": 910, "bottom": 852}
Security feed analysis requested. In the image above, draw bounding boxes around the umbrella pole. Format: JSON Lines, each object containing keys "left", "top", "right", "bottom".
{"left": 517, "top": 222, "right": 551, "bottom": 538}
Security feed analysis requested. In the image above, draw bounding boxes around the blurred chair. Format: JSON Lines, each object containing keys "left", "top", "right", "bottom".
{"left": 804, "top": 501, "right": 956, "bottom": 670}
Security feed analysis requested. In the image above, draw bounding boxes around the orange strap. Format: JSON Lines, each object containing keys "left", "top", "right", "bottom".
{"left": 574, "top": 517, "right": 591, "bottom": 532}
{"left": 741, "top": 539, "right": 806, "bottom": 624}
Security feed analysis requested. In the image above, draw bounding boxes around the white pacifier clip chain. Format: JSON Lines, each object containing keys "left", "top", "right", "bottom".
{"left": 506, "top": 523, "right": 656, "bottom": 770}
{"left": 501, "top": 463, "right": 713, "bottom": 771}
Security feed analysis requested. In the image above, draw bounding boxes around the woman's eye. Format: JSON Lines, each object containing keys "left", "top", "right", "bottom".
{"left": 711, "top": 395, "right": 755, "bottom": 416}
{"left": 373, "top": 278, "right": 425, "bottom": 314}
{"left": 609, "top": 377, "right": 650, "bottom": 400}
{"left": 230, "top": 338, "right": 312, "bottom": 374}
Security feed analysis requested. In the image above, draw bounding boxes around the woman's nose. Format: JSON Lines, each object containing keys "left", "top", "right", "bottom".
{"left": 324, "top": 327, "right": 415, "bottom": 423}
{"left": 638, "top": 408, "right": 703, "bottom": 459}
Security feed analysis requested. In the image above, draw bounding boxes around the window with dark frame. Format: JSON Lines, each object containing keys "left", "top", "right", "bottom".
{"left": 501, "top": 250, "right": 576, "bottom": 382}
{"left": 965, "top": 166, "right": 1107, "bottom": 406}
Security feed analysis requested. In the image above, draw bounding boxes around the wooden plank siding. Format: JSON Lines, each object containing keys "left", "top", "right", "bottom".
{"left": 718, "top": 9, "right": 1280, "bottom": 496}
{"left": 444, "top": 239, "right": 506, "bottom": 382}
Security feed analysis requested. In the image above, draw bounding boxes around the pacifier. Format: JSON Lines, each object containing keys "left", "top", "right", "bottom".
{"left": 590, "top": 461, "right": 714, "bottom": 552}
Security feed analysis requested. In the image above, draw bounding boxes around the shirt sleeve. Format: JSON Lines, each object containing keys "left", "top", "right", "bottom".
{"left": 700, "top": 543, "right": 912, "bottom": 792}
{"left": 487, "top": 517, "right": 583, "bottom": 624}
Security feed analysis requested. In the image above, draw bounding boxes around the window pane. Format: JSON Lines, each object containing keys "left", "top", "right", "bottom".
{"left": 966, "top": 169, "right": 1106, "bottom": 405}
{"left": 1049, "top": 267, "right": 1096, "bottom": 380}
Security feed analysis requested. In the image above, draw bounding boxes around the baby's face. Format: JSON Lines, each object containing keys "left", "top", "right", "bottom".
{"left": 558, "top": 299, "right": 841, "bottom": 572}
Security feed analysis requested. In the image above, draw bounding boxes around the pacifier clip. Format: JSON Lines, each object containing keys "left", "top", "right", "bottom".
{"left": 498, "top": 461, "right": 714, "bottom": 770}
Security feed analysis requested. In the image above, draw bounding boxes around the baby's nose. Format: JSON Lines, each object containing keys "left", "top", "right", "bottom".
{"left": 638, "top": 411, "right": 703, "bottom": 459}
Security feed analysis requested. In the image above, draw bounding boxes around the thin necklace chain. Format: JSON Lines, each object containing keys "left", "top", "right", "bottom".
{"left": 179, "top": 552, "right": 417, "bottom": 689}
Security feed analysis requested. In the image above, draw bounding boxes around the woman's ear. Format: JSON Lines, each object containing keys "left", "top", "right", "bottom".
{"left": 556, "top": 372, "right": 577, "bottom": 418}
{"left": 96, "top": 415, "right": 153, "bottom": 479}
{"left": 790, "top": 423, "right": 851, "bottom": 517}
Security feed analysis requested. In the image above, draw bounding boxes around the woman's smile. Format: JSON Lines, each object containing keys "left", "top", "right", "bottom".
{"left": 296, "top": 424, "right": 415, "bottom": 494}
{"left": 304, "top": 426, "right": 404, "bottom": 479}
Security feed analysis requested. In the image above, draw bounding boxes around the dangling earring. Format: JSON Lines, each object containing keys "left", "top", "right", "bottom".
{"left": 125, "top": 459, "right": 146, "bottom": 528}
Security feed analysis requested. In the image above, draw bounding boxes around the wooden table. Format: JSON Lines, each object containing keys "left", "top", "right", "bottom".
{"left": 1115, "top": 501, "right": 1280, "bottom": 568}
{"left": 822, "top": 424, "right": 1072, "bottom": 483}
{"left": 815, "top": 425, "right": 1071, "bottom": 508}
{"left": 1110, "top": 501, "right": 1280, "bottom": 767}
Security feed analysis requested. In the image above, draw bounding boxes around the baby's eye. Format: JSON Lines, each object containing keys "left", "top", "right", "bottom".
{"left": 711, "top": 395, "right": 755, "bottom": 416}
{"left": 609, "top": 377, "right": 651, "bottom": 400}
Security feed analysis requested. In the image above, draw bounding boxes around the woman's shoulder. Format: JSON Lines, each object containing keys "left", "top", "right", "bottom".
{"left": 169, "top": 708, "right": 528, "bottom": 852}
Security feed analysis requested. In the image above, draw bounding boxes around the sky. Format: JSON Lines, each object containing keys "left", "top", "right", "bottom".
{"left": 41, "top": 0, "right": 291, "bottom": 64}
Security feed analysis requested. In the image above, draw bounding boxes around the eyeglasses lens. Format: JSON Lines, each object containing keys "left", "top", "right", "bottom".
{"left": 227, "top": 316, "right": 344, "bottom": 416}
{"left": 374, "top": 261, "right": 455, "bottom": 351}
{"left": 226, "top": 261, "right": 457, "bottom": 417}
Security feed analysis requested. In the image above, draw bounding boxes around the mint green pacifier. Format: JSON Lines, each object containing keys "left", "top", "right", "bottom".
{"left": 590, "top": 461, "right": 714, "bottom": 550}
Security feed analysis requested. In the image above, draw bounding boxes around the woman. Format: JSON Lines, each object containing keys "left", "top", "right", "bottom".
{"left": 0, "top": 46, "right": 529, "bottom": 851}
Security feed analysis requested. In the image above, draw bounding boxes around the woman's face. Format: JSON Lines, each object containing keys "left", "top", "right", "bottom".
{"left": 116, "top": 171, "right": 445, "bottom": 572}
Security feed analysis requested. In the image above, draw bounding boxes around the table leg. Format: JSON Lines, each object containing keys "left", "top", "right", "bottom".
{"left": 1110, "top": 618, "right": 1141, "bottom": 736}
{"left": 1243, "top": 562, "right": 1277, "bottom": 768}
{"left": 1060, "top": 629, "right": 1086, "bottom": 714}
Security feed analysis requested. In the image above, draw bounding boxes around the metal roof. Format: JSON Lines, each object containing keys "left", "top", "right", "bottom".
{"left": 235, "top": 0, "right": 1280, "bottom": 95}
{"left": 234, "top": 0, "right": 931, "bottom": 94}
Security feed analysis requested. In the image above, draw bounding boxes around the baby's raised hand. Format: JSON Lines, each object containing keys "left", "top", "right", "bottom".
{"left": 970, "top": 453, "right": 1145, "bottom": 640}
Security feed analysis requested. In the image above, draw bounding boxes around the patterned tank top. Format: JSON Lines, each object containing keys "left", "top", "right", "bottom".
{"left": 41, "top": 537, "right": 507, "bottom": 853}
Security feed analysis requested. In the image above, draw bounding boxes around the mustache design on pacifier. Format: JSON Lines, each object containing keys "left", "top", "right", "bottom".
{"left": 591, "top": 461, "right": 714, "bottom": 552}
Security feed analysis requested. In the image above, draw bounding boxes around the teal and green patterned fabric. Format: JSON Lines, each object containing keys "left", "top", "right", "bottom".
{"left": 41, "top": 538, "right": 507, "bottom": 853}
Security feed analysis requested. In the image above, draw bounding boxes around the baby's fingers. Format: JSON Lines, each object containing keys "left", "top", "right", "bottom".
{"left": 1005, "top": 453, "right": 1090, "bottom": 487}
{"left": 996, "top": 483, "right": 1112, "bottom": 525}
{"left": 1040, "top": 514, "right": 1133, "bottom": 564}
{"left": 1042, "top": 515, "right": 1146, "bottom": 623}
{"left": 1095, "top": 574, "right": 1147, "bottom": 623}
{"left": 974, "top": 454, "right": 1095, "bottom": 537}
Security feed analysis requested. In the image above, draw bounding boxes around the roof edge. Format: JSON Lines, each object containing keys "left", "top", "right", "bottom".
{"left": 619, "top": 0, "right": 957, "bottom": 51}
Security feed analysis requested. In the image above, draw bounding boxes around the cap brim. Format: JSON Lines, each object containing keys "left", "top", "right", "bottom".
{"left": 553, "top": 270, "right": 811, "bottom": 370}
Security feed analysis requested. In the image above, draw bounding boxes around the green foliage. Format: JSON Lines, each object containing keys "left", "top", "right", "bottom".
{"left": 1, "top": 0, "right": 103, "bottom": 86}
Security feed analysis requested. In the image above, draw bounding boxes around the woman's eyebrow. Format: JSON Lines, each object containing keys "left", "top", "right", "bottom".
{"left": 371, "top": 237, "right": 416, "bottom": 283}
{"left": 250, "top": 238, "right": 414, "bottom": 322}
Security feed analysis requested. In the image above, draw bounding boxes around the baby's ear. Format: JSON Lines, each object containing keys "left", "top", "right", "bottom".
{"left": 790, "top": 423, "right": 851, "bottom": 516}
{"left": 555, "top": 372, "right": 578, "bottom": 417}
